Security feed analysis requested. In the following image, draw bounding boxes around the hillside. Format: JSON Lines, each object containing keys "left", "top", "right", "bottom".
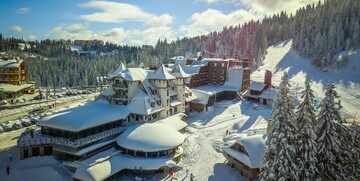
{"left": 251, "top": 40, "right": 360, "bottom": 120}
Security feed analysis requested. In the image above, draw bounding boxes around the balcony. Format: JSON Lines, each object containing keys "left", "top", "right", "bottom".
{"left": 113, "top": 84, "right": 128, "bottom": 89}
{"left": 18, "top": 126, "right": 127, "bottom": 149}
{"left": 113, "top": 95, "right": 128, "bottom": 100}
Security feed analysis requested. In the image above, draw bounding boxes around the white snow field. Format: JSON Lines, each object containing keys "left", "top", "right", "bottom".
{"left": 252, "top": 40, "right": 360, "bottom": 120}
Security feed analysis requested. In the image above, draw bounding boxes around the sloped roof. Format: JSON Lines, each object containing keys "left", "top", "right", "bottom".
{"left": 147, "top": 64, "right": 176, "bottom": 80}
{"left": 116, "top": 122, "right": 185, "bottom": 152}
{"left": 116, "top": 68, "right": 152, "bottom": 81}
{"left": 258, "top": 88, "right": 278, "bottom": 100}
{"left": 223, "top": 134, "right": 266, "bottom": 169}
{"left": 127, "top": 90, "right": 164, "bottom": 115}
{"left": 248, "top": 82, "right": 266, "bottom": 91}
{"left": 107, "top": 62, "right": 126, "bottom": 79}
{"left": 100, "top": 88, "right": 115, "bottom": 96}
{"left": 171, "top": 64, "right": 190, "bottom": 78}
{"left": 37, "top": 100, "right": 129, "bottom": 132}
{"left": 152, "top": 113, "right": 188, "bottom": 131}
{"left": 0, "top": 59, "right": 23, "bottom": 68}
{"left": 73, "top": 147, "right": 174, "bottom": 181}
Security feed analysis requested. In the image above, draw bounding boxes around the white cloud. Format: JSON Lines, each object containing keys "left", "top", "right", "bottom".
{"left": 10, "top": 25, "right": 23, "bottom": 33}
{"left": 239, "top": 0, "right": 319, "bottom": 15}
{"left": 146, "top": 14, "right": 174, "bottom": 27}
{"left": 78, "top": 1, "right": 173, "bottom": 25}
{"left": 47, "top": 23, "right": 175, "bottom": 46}
{"left": 48, "top": 23, "right": 94, "bottom": 40}
{"left": 180, "top": 9, "right": 261, "bottom": 37}
{"left": 16, "top": 7, "right": 31, "bottom": 14}
{"left": 29, "top": 35, "right": 37, "bottom": 41}
{"left": 197, "top": 0, "right": 221, "bottom": 4}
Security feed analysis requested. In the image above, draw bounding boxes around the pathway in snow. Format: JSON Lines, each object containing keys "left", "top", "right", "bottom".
{"left": 174, "top": 102, "right": 247, "bottom": 181}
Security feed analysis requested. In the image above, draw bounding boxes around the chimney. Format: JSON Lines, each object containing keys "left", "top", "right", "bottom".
{"left": 242, "top": 58, "right": 249, "bottom": 68}
{"left": 264, "top": 70, "right": 272, "bottom": 88}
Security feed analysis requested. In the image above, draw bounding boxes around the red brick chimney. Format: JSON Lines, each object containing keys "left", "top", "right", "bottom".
{"left": 264, "top": 70, "right": 272, "bottom": 88}
{"left": 242, "top": 58, "right": 249, "bottom": 68}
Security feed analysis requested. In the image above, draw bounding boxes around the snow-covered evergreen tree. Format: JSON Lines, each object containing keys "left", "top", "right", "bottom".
{"left": 260, "top": 72, "right": 298, "bottom": 181}
{"left": 295, "top": 77, "right": 318, "bottom": 181}
{"left": 316, "top": 81, "right": 344, "bottom": 180}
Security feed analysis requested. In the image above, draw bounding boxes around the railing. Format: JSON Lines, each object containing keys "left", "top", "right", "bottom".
{"left": 113, "top": 96, "right": 128, "bottom": 100}
{"left": 113, "top": 84, "right": 128, "bottom": 89}
{"left": 18, "top": 126, "right": 126, "bottom": 149}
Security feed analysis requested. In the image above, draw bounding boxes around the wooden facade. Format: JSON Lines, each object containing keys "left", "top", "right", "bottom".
{"left": 0, "top": 60, "right": 26, "bottom": 85}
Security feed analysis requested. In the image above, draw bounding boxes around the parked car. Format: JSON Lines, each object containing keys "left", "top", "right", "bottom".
{"left": 21, "top": 118, "right": 33, "bottom": 127}
{"left": 28, "top": 108, "right": 47, "bottom": 115}
{"left": 4, "top": 124, "right": 13, "bottom": 131}
{"left": 30, "top": 116, "right": 40, "bottom": 124}
{"left": 12, "top": 121, "right": 23, "bottom": 129}
{"left": 0, "top": 99, "right": 7, "bottom": 105}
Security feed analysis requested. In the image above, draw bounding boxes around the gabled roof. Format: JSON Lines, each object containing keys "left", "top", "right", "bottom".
{"left": 223, "top": 134, "right": 266, "bottom": 169}
{"left": 258, "top": 88, "right": 278, "bottom": 100}
{"left": 147, "top": 64, "right": 176, "bottom": 80}
{"left": 127, "top": 90, "right": 164, "bottom": 115}
{"left": 171, "top": 64, "right": 190, "bottom": 78}
{"left": 116, "top": 68, "right": 152, "bottom": 81}
{"left": 248, "top": 82, "right": 266, "bottom": 91}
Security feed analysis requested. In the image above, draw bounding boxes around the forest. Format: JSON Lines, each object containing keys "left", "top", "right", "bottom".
{"left": 0, "top": 0, "right": 359, "bottom": 87}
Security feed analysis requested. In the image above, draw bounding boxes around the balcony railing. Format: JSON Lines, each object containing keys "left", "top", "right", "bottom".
{"left": 113, "top": 84, "right": 128, "bottom": 89}
{"left": 17, "top": 126, "right": 126, "bottom": 149}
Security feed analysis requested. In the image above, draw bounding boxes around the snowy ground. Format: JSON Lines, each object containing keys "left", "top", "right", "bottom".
{"left": 252, "top": 40, "right": 360, "bottom": 120}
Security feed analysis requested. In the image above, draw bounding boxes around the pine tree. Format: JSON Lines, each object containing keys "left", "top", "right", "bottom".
{"left": 260, "top": 72, "right": 299, "bottom": 181}
{"left": 295, "top": 77, "right": 318, "bottom": 181}
{"left": 316, "top": 81, "right": 344, "bottom": 180}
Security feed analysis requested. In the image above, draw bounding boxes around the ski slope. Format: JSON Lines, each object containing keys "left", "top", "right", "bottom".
{"left": 251, "top": 40, "right": 360, "bottom": 120}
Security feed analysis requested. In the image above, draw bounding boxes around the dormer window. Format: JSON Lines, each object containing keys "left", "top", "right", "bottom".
{"left": 151, "top": 102, "right": 155, "bottom": 107}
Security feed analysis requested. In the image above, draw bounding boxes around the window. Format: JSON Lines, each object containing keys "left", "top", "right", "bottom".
{"left": 160, "top": 150, "right": 167, "bottom": 156}
{"left": 136, "top": 151, "right": 146, "bottom": 157}
{"left": 151, "top": 102, "right": 155, "bottom": 107}
{"left": 148, "top": 152, "right": 158, "bottom": 157}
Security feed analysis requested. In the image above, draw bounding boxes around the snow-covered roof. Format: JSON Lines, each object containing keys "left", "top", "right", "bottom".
{"left": 184, "top": 86, "right": 197, "bottom": 102}
{"left": 0, "top": 83, "right": 33, "bottom": 93}
{"left": 151, "top": 113, "right": 188, "bottom": 131}
{"left": 191, "top": 60, "right": 208, "bottom": 66}
{"left": 223, "top": 134, "right": 266, "bottom": 169}
{"left": 0, "top": 59, "right": 23, "bottom": 68}
{"left": 258, "top": 88, "right": 278, "bottom": 100}
{"left": 171, "top": 64, "right": 190, "bottom": 78}
{"left": 248, "top": 82, "right": 266, "bottom": 91}
{"left": 182, "top": 65, "right": 202, "bottom": 75}
{"left": 107, "top": 63, "right": 126, "bottom": 79}
{"left": 147, "top": 64, "right": 176, "bottom": 80}
{"left": 115, "top": 68, "right": 152, "bottom": 81}
{"left": 116, "top": 122, "right": 185, "bottom": 152}
{"left": 100, "top": 88, "right": 115, "bottom": 97}
{"left": 73, "top": 147, "right": 174, "bottom": 181}
{"left": 37, "top": 100, "right": 129, "bottom": 132}
{"left": 191, "top": 89, "right": 210, "bottom": 104}
{"left": 191, "top": 82, "right": 243, "bottom": 104}
{"left": 127, "top": 90, "right": 164, "bottom": 115}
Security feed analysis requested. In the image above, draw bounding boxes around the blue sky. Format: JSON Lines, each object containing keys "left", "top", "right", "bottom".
{"left": 0, "top": 0, "right": 318, "bottom": 45}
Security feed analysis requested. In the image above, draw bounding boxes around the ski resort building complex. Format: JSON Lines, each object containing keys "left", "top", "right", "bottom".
{"left": 16, "top": 57, "right": 251, "bottom": 180}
